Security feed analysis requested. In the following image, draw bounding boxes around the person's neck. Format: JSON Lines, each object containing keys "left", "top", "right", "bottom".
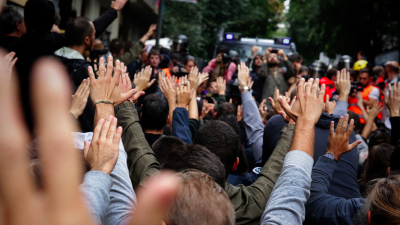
{"left": 6, "top": 31, "right": 23, "bottom": 38}
{"left": 145, "top": 129, "right": 163, "bottom": 135}
{"left": 69, "top": 45, "right": 86, "bottom": 56}
{"left": 269, "top": 66, "right": 278, "bottom": 72}
{"left": 388, "top": 72, "right": 397, "bottom": 81}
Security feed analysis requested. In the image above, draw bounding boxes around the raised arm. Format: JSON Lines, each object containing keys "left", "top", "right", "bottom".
{"left": 93, "top": 0, "right": 128, "bottom": 38}
{"left": 385, "top": 83, "right": 400, "bottom": 145}
{"left": 361, "top": 102, "right": 382, "bottom": 139}
{"left": 333, "top": 69, "right": 351, "bottom": 117}
{"left": 172, "top": 80, "right": 193, "bottom": 144}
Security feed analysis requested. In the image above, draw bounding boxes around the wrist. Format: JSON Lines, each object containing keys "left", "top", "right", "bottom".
{"left": 218, "top": 91, "right": 225, "bottom": 95}
{"left": 324, "top": 152, "right": 339, "bottom": 162}
{"left": 177, "top": 103, "right": 188, "bottom": 108}
{"left": 296, "top": 117, "right": 316, "bottom": 128}
{"left": 69, "top": 110, "right": 79, "bottom": 119}
{"left": 390, "top": 110, "right": 400, "bottom": 117}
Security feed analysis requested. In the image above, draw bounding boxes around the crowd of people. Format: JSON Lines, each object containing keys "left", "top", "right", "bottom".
{"left": 0, "top": 0, "right": 400, "bottom": 225}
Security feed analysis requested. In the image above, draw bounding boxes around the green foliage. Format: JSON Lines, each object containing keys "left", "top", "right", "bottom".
{"left": 163, "top": 0, "right": 284, "bottom": 59}
{"left": 287, "top": 0, "right": 399, "bottom": 65}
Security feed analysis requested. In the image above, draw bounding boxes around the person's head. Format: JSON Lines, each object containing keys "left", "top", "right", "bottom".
{"left": 197, "top": 81, "right": 206, "bottom": 95}
{"left": 326, "top": 68, "right": 338, "bottom": 82}
{"left": 141, "top": 50, "right": 149, "bottom": 65}
{"left": 368, "top": 128, "right": 391, "bottom": 149}
{"left": 252, "top": 54, "right": 263, "bottom": 69}
{"left": 218, "top": 114, "right": 240, "bottom": 136}
{"left": 216, "top": 103, "right": 236, "bottom": 119}
{"left": 165, "top": 170, "right": 235, "bottom": 225}
{"left": 207, "top": 79, "right": 218, "bottom": 94}
{"left": 65, "top": 17, "right": 95, "bottom": 51}
{"left": 216, "top": 45, "right": 229, "bottom": 55}
{"left": 372, "top": 66, "right": 385, "bottom": 80}
{"left": 384, "top": 61, "right": 399, "bottom": 78}
{"left": 109, "top": 38, "right": 124, "bottom": 56}
{"left": 24, "top": 0, "right": 55, "bottom": 33}
{"left": 193, "top": 121, "right": 248, "bottom": 178}
{"left": 148, "top": 50, "right": 160, "bottom": 68}
{"left": 359, "top": 144, "right": 394, "bottom": 187}
{"left": 162, "top": 145, "right": 226, "bottom": 188}
{"left": 152, "top": 136, "right": 185, "bottom": 167}
{"left": 347, "top": 111, "right": 361, "bottom": 134}
{"left": 361, "top": 175, "right": 400, "bottom": 225}
{"left": 288, "top": 53, "right": 303, "bottom": 73}
{"left": 349, "top": 68, "right": 358, "bottom": 82}
{"left": 267, "top": 53, "right": 279, "bottom": 67}
{"left": 296, "top": 66, "right": 309, "bottom": 81}
{"left": 142, "top": 94, "right": 169, "bottom": 133}
{"left": 0, "top": 5, "right": 26, "bottom": 37}
{"left": 185, "top": 58, "right": 197, "bottom": 72}
{"left": 358, "top": 68, "right": 371, "bottom": 87}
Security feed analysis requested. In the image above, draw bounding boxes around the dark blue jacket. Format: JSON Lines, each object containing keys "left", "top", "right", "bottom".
{"left": 304, "top": 156, "right": 365, "bottom": 225}
{"left": 262, "top": 113, "right": 361, "bottom": 199}
{"left": 172, "top": 107, "right": 192, "bottom": 144}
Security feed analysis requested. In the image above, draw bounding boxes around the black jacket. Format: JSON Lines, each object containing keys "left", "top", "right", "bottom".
{"left": 8, "top": 8, "right": 117, "bottom": 132}
{"left": 57, "top": 55, "right": 94, "bottom": 132}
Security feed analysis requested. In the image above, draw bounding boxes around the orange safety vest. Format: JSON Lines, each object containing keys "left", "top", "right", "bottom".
{"left": 163, "top": 68, "right": 179, "bottom": 83}
{"left": 348, "top": 97, "right": 365, "bottom": 124}
{"left": 361, "top": 85, "right": 382, "bottom": 119}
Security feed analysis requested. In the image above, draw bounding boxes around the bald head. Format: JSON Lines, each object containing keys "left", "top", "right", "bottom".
{"left": 385, "top": 61, "right": 399, "bottom": 75}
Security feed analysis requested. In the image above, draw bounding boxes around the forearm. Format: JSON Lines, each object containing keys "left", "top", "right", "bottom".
{"left": 214, "top": 95, "right": 226, "bottom": 111}
{"left": 94, "top": 104, "right": 115, "bottom": 127}
{"left": 363, "top": 98, "right": 376, "bottom": 108}
{"left": 283, "top": 60, "right": 295, "bottom": 80}
{"left": 390, "top": 117, "right": 400, "bottom": 145}
{"left": 118, "top": 41, "right": 144, "bottom": 65}
{"left": 361, "top": 116, "right": 375, "bottom": 139}
{"left": 172, "top": 108, "right": 192, "bottom": 144}
{"left": 167, "top": 99, "right": 176, "bottom": 133}
{"left": 262, "top": 150, "right": 314, "bottom": 225}
{"left": 93, "top": 8, "right": 118, "bottom": 38}
{"left": 242, "top": 91, "right": 264, "bottom": 161}
{"left": 115, "top": 102, "right": 160, "bottom": 189}
{"left": 188, "top": 92, "right": 199, "bottom": 120}
{"left": 290, "top": 119, "right": 315, "bottom": 157}
{"left": 333, "top": 101, "right": 348, "bottom": 117}
{"left": 338, "top": 92, "right": 349, "bottom": 102}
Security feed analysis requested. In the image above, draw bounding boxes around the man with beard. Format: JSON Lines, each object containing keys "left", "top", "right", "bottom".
{"left": 259, "top": 47, "right": 295, "bottom": 108}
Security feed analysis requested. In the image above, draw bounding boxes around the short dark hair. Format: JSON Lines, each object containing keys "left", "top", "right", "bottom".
{"left": 359, "top": 68, "right": 371, "bottom": 77}
{"left": 347, "top": 111, "right": 361, "bottom": 133}
{"left": 171, "top": 53, "right": 182, "bottom": 62}
{"left": 372, "top": 66, "right": 384, "bottom": 77}
{"left": 216, "top": 103, "right": 236, "bottom": 119}
{"left": 152, "top": 136, "right": 185, "bottom": 167}
{"left": 218, "top": 114, "right": 239, "bottom": 135}
{"left": 349, "top": 68, "right": 358, "bottom": 81}
{"left": 288, "top": 53, "right": 302, "bottom": 63}
{"left": 65, "top": 17, "right": 93, "bottom": 46}
{"left": 110, "top": 38, "right": 124, "bottom": 55}
{"left": 368, "top": 128, "right": 391, "bottom": 149}
{"left": 148, "top": 50, "right": 160, "bottom": 60}
{"left": 326, "top": 68, "right": 338, "bottom": 80}
{"left": 217, "top": 45, "right": 229, "bottom": 54}
{"left": 163, "top": 144, "right": 226, "bottom": 188}
{"left": 193, "top": 121, "right": 248, "bottom": 178}
{"left": 142, "top": 94, "right": 169, "bottom": 131}
{"left": 299, "top": 65, "right": 309, "bottom": 74}
{"left": 0, "top": 5, "right": 24, "bottom": 36}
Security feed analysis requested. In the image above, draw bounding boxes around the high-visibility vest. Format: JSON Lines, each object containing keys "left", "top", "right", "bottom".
{"left": 361, "top": 85, "right": 382, "bottom": 119}
{"left": 348, "top": 97, "right": 365, "bottom": 124}
{"left": 163, "top": 68, "right": 179, "bottom": 83}
{"left": 320, "top": 77, "right": 336, "bottom": 99}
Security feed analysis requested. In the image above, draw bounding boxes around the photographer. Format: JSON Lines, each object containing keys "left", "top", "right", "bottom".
{"left": 259, "top": 47, "right": 295, "bottom": 108}
{"left": 202, "top": 45, "right": 236, "bottom": 82}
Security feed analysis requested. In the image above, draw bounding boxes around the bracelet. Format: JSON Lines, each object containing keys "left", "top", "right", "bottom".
{"left": 93, "top": 101, "right": 114, "bottom": 110}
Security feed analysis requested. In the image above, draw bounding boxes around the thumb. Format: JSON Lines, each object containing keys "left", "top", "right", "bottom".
{"left": 268, "top": 97, "right": 275, "bottom": 106}
{"left": 121, "top": 89, "right": 136, "bottom": 100}
{"left": 149, "top": 79, "right": 156, "bottom": 86}
{"left": 348, "top": 140, "right": 362, "bottom": 151}
{"left": 278, "top": 97, "right": 291, "bottom": 114}
{"left": 83, "top": 140, "right": 90, "bottom": 159}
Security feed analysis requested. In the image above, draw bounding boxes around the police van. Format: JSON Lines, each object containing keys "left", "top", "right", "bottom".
{"left": 215, "top": 32, "right": 297, "bottom": 63}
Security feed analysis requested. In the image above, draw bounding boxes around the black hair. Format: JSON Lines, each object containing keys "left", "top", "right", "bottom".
{"left": 148, "top": 50, "right": 160, "bottom": 60}
{"left": 217, "top": 45, "right": 229, "bottom": 55}
{"left": 65, "top": 17, "right": 93, "bottom": 46}
{"left": 24, "top": 0, "right": 55, "bottom": 33}
{"left": 163, "top": 144, "right": 226, "bottom": 189}
{"left": 326, "top": 68, "right": 338, "bottom": 80}
{"left": 142, "top": 94, "right": 169, "bottom": 131}
{"left": 288, "top": 53, "right": 302, "bottom": 63}
{"left": 0, "top": 5, "right": 24, "bottom": 36}
{"left": 218, "top": 114, "right": 240, "bottom": 136}
{"left": 193, "top": 121, "right": 248, "bottom": 178}
{"left": 110, "top": 38, "right": 124, "bottom": 55}
{"left": 299, "top": 65, "right": 309, "bottom": 74}
{"left": 171, "top": 53, "right": 182, "bottom": 62}
{"left": 216, "top": 103, "right": 236, "bottom": 119}
{"left": 359, "top": 68, "right": 371, "bottom": 77}
{"left": 347, "top": 111, "right": 361, "bottom": 133}
{"left": 152, "top": 136, "right": 186, "bottom": 167}
{"left": 368, "top": 128, "right": 391, "bottom": 149}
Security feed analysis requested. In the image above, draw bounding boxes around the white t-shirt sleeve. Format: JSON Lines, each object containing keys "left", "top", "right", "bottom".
{"left": 368, "top": 87, "right": 380, "bottom": 101}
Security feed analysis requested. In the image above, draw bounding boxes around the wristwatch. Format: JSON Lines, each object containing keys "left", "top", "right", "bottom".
{"left": 240, "top": 86, "right": 250, "bottom": 93}
{"left": 324, "top": 152, "right": 336, "bottom": 162}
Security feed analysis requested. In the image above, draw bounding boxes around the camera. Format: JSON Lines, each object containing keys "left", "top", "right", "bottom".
{"left": 221, "top": 53, "right": 231, "bottom": 65}
{"left": 270, "top": 49, "right": 278, "bottom": 54}
{"left": 301, "top": 74, "right": 309, "bottom": 82}
{"left": 351, "top": 81, "right": 364, "bottom": 93}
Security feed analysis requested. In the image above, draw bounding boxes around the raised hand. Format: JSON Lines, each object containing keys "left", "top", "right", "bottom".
{"left": 119, "top": 73, "right": 145, "bottom": 104}
{"left": 188, "top": 66, "right": 199, "bottom": 91}
{"left": 237, "top": 105, "right": 243, "bottom": 121}
{"left": 335, "top": 68, "right": 351, "bottom": 101}
{"left": 216, "top": 76, "right": 226, "bottom": 96}
{"left": 176, "top": 82, "right": 193, "bottom": 108}
{"left": 385, "top": 83, "right": 400, "bottom": 117}
{"left": 259, "top": 99, "right": 268, "bottom": 121}
{"left": 70, "top": 78, "right": 90, "bottom": 119}
{"left": 326, "top": 115, "right": 362, "bottom": 161}
{"left": 269, "top": 89, "right": 284, "bottom": 114}
{"left": 277, "top": 95, "right": 296, "bottom": 123}
{"left": 89, "top": 55, "right": 135, "bottom": 107}
{"left": 238, "top": 62, "right": 250, "bottom": 92}
{"left": 325, "top": 94, "right": 336, "bottom": 115}
{"left": 111, "top": 0, "right": 128, "bottom": 11}
{"left": 160, "top": 77, "right": 177, "bottom": 105}
{"left": 198, "top": 72, "right": 209, "bottom": 87}
{"left": 200, "top": 99, "right": 211, "bottom": 119}
{"left": 0, "top": 50, "right": 17, "bottom": 85}
{"left": 367, "top": 101, "right": 382, "bottom": 119}
{"left": 135, "top": 66, "right": 156, "bottom": 92}
{"left": 279, "top": 78, "right": 326, "bottom": 124}
{"left": 84, "top": 115, "right": 121, "bottom": 175}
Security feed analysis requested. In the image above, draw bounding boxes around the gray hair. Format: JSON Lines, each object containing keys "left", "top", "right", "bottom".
{"left": 0, "top": 5, "right": 24, "bottom": 36}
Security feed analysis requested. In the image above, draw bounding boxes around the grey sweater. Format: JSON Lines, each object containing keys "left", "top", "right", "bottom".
{"left": 261, "top": 150, "right": 314, "bottom": 225}
{"left": 73, "top": 132, "right": 136, "bottom": 225}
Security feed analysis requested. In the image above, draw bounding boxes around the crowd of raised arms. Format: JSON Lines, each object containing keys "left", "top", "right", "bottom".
{"left": 1, "top": 0, "right": 400, "bottom": 225}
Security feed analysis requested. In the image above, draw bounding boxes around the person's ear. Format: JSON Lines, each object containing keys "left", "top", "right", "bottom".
{"left": 16, "top": 22, "right": 20, "bottom": 31}
{"left": 84, "top": 36, "right": 90, "bottom": 46}
{"left": 231, "top": 157, "right": 239, "bottom": 172}
{"left": 388, "top": 167, "right": 391, "bottom": 176}
{"left": 367, "top": 210, "right": 372, "bottom": 225}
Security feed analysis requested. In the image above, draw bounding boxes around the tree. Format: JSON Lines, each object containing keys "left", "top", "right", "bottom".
{"left": 287, "top": 0, "right": 399, "bottom": 65}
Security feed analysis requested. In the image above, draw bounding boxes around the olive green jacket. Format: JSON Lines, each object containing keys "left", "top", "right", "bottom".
{"left": 113, "top": 40, "right": 145, "bottom": 66}
{"left": 116, "top": 101, "right": 295, "bottom": 225}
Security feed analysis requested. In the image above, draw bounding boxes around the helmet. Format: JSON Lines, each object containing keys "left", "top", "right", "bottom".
{"left": 338, "top": 55, "right": 353, "bottom": 70}
{"left": 172, "top": 35, "right": 188, "bottom": 54}
{"left": 353, "top": 60, "right": 368, "bottom": 71}
{"left": 309, "top": 60, "right": 327, "bottom": 78}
